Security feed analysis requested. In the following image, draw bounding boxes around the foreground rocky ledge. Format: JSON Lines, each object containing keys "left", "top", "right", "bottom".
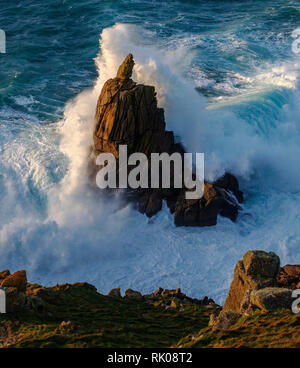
{"left": 91, "top": 54, "right": 243, "bottom": 226}
{"left": 0, "top": 250, "right": 299, "bottom": 348}
{"left": 0, "top": 270, "right": 217, "bottom": 348}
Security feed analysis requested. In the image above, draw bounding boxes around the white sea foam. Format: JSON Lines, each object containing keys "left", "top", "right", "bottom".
{"left": 0, "top": 24, "right": 300, "bottom": 303}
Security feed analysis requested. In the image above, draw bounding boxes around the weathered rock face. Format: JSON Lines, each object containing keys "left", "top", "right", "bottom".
{"left": 105, "top": 286, "right": 215, "bottom": 308}
{"left": 94, "top": 53, "right": 174, "bottom": 158}
{"left": 173, "top": 179, "right": 241, "bottom": 227}
{"left": 249, "top": 287, "right": 294, "bottom": 312}
{"left": 211, "top": 311, "right": 240, "bottom": 330}
{"left": 1, "top": 270, "right": 27, "bottom": 292}
{"left": 124, "top": 288, "right": 144, "bottom": 300}
{"left": 213, "top": 250, "right": 295, "bottom": 330}
{"left": 93, "top": 54, "right": 243, "bottom": 226}
{"left": 222, "top": 250, "right": 280, "bottom": 315}
{"left": 143, "top": 287, "right": 215, "bottom": 307}
{"left": 0, "top": 270, "right": 10, "bottom": 281}
{"left": 276, "top": 264, "right": 300, "bottom": 289}
{"left": 108, "top": 288, "right": 122, "bottom": 298}
{"left": 0, "top": 270, "right": 28, "bottom": 312}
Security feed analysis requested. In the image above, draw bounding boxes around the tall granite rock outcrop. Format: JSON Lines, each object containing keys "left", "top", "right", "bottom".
{"left": 93, "top": 54, "right": 243, "bottom": 226}
{"left": 211, "top": 250, "right": 298, "bottom": 330}
{"left": 94, "top": 54, "right": 174, "bottom": 158}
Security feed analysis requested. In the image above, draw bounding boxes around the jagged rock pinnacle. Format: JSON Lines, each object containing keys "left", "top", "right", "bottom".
{"left": 93, "top": 52, "right": 243, "bottom": 226}
{"left": 116, "top": 53, "right": 135, "bottom": 80}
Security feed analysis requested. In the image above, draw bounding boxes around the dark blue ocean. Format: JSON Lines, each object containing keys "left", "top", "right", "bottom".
{"left": 1, "top": 0, "right": 300, "bottom": 302}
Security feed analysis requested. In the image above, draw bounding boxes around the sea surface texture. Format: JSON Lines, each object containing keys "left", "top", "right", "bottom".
{"left": 1, "top": 0, "right": 300, "bottom": 303}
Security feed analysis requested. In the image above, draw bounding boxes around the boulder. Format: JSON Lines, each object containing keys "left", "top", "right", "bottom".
{"left": 59, "top": 320, "right": 76, "bottom": 331}
{"left": 92, "top": 54, "right": 243, "bottom": 227}
{"left": 222, "top": 250, "right": 280, "bottom": 315}
{"left": 170, "top": 298, "right": 181, "bottom": 308}
{"left": 0, "top": 270, "right": 28, "bottom": 313}
{"left": 108, "top": 288, "right": 122, "bottom": 298}
{"left": 276, "top": 265, "right": 300, "bottom": 289}
{"left": 153, "top": 287, "right": 163, "bottom": 297}
{"left": 214, "top": 173, "right": 243, "bottom": 203}
{"left": 0, "top": 270, "right": 10, "bottom": 281}
{"left": 212, "top": 311, "right": 240, "bottom": 330}
{"left": 124, "top": 289, "right": 143, "bottom": 301}
{"left": 173, "top": 183, "right": 236, "bottom": 226}
{"left": 250, "top": 287, "right": 293, "bottom": 312}
{"left": 283, "top": 264, "right": 300, "bottom": 276}
{"left": 161, "top": 288, "right": 184, "bottom": 299}
{"left": 1, "top": 270, "right": 27, "bottom": 292}
{"left": 143, "top": 287, "right": 215, "bottom": 307}
{"left": 214, "top": 250, "right": 297, "bottom": 330}
{"left": 243, "top": 250, "right": 280, "bottom": 280}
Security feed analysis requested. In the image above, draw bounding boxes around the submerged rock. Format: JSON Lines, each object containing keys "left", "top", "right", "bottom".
{"left": 92, "top": 54, "right": 243, "bottom": 226}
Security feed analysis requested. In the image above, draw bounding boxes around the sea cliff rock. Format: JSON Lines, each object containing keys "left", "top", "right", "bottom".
{"left": 93, "top": 54, "right": 243, "bottom": 226}
{"left": 212, "top": 250, "right": 296, "bottom": 330}
{"left": 94, "top": 53, "right": 173, "bottom": 158}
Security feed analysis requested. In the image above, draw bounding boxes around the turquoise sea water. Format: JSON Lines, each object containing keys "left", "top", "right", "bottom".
{"left": 1, "top": 0, "right": 300, "bottom": 302}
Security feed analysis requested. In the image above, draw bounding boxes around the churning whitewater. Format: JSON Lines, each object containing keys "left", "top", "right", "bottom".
{"left": 1, "top": 1, "right": 300, "bottom": 303}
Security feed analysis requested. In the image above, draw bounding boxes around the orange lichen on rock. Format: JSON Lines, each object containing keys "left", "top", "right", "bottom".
{"left": 1, "top": 270, "right": 27, "bottom": 292}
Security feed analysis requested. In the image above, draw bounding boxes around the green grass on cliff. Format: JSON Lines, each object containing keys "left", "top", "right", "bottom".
{"left": 0, "top": 283, "right": 214, "bottom": 348}
{"left": 175, "top": 310, "right": 300, "bottom": 348}
{"left": 0, "top": 282, "right": 299, "bottom": 348}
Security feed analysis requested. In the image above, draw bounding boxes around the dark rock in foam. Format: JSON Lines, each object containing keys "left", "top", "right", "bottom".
{"left": 93, "top": 54, "right": 243, "bottom": 226}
